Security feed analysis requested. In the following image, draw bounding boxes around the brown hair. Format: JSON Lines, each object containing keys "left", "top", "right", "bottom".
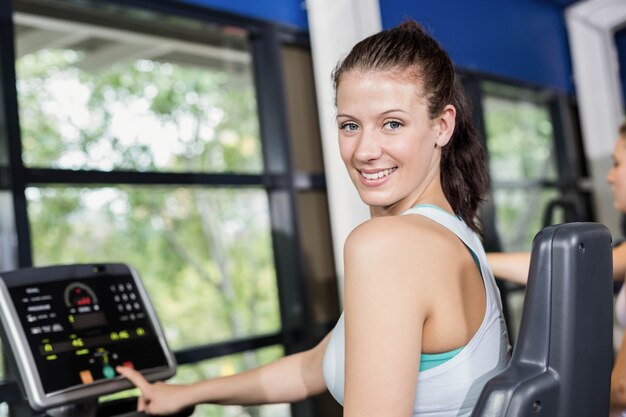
{"left": 620, "top": 120, "right": 626, "bottom": 138}
{"left": 332, "top": 20, "right": 489, "bottom": 233}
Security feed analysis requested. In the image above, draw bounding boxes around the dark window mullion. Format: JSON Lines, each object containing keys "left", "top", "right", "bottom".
{"left": 23, "top": 169, "right": 327, "bottom": 190}
{"left": 251, "top": 23, "right": 309, "bottom": 336}
{"left": 23, "top": 168, "right": 270, "bottom": 187}
{"left": 492, "top": 180, "right": 567, "bottom": 189}
{"left": 548, "top": 95, "right": 593, "bottom": 222}
{"left": 1, "top": 0, "right": 31, "bottom": 268}
{"left": 174, "top": 331, "right": 288, "bottom": 366}
{"left": 252, "top": 23, "right": 315, "bottom": 417}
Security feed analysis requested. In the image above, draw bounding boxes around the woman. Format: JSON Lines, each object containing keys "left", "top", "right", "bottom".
{"left": 487, "top": 121, "right": 626, "bottom": 409}
{"left": 117, "top": 21, "right": 510, "bottom": 416}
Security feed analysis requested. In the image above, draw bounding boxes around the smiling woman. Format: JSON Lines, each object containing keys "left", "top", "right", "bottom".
{"left": 335, "top": 71, "right": 454, "bottom": 217}
{"left": 323, "top": 21, "right": 509, "bottom": 416}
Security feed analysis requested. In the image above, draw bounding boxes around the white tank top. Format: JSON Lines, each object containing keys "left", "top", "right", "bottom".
{"left": 323, "top": 205, "right": 511, "bottom": 416}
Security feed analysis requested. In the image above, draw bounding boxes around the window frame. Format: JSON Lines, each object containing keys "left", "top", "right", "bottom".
{"left": 461, "top": 70, "right": 592, "bottom": 344}
{"left": 0, "top": 1, "right": 331, "bottom": 416}
{"left": 461, "top": 69, "right": 592, "bottom": 245}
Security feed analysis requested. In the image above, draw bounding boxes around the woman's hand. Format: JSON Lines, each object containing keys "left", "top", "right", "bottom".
{"left": 116, "top": 366, "right": 192, "bottom": 415}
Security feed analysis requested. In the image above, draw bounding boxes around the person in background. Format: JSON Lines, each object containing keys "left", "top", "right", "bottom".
{"left": 117, "top": 21, "right": 510, "bottom": 417}
{"left": 487, "top": 120, "right": 626, "bottom": 408}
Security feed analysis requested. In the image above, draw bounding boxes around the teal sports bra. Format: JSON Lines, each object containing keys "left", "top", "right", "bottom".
{"left": 420, "top": 346, "right": 465, "bottom": 371}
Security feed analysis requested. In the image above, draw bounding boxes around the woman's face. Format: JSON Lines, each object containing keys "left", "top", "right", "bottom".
{"left": 607, "top": 136, "right": 626, "bottom": 213}
{"left": 335, "top": 70, "right": 455, "bottom": 217}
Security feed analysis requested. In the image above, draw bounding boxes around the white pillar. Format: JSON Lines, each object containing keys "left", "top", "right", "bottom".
{"left": 566, "top": 0, "right": 626, "bottom": 235}
{"left": 306, "top": 0, "right": 381, "bottom": 300}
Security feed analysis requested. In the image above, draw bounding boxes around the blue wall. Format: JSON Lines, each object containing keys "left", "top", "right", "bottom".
{"left": 175, "top": 0, "right": 308, "bottom": 30}
{"left": 379, "top": 1, "right": 574, "bottom": 92}
{"left": 177, "top": 0, "right": 575, "bottom": 93}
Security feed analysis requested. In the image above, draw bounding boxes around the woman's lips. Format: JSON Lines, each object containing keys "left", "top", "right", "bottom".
{"left": 358, "top": 167, "right": 397, "bottom": 184}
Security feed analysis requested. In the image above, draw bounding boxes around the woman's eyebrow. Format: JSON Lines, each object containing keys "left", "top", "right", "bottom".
{"left": 336, "top": 109, "right": 409, "bottom": 119}
{"left": 380, "top": 109, "right": 409, "bottom": 115}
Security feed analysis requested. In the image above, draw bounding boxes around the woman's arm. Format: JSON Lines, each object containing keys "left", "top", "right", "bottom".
{"left": 117, "top": 333, "right": 331, "bottom": 415}
{"left": 486, "top": 252, "right": 531, "bottom": 285}
{"left": 613, "top": 243, "right": 626, "bottom": 282}
{"left": 342, "top": 218, "right": 434, "bottom": 417}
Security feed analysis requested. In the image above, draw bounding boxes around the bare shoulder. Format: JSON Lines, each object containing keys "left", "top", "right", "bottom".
{"left": 345, "top": 214, "right": 455, "bottom": 263}
{"left": 342, "top": 215, "right": 464, "bottom": 331}
{"left": 344, "top": 215, "right": 457, "bottom": 288}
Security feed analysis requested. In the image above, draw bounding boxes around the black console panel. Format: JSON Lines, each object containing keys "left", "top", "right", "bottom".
{"left": 0, "top": 264, "right": 176, "bottom": 411}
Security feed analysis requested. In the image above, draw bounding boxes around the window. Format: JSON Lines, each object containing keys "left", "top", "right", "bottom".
{"left": 470, "top": 78, "right": 590, "bottom": 342}
{"left": 26, "top": 186, "right": 280, "bottom": 349}
{"left": 482, "top": 81, "right": 561, "bottom": 251}
{"left": 15, "top": 0, "right": 280, "bottom": 350}
{"left": 171, "top": 345, "right": 290, "bottom": 417}
{"left": 0, "top": 1, "right": 338, "bottom": 416}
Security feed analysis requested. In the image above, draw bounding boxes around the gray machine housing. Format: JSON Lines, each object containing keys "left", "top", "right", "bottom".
{"left": 471, "top": 222, "right": 613, "bottom": 416}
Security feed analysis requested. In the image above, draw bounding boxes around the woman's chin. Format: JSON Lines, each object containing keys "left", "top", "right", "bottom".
{"left": 614, "top": 200, "right": 626, "bottom": 214}
{"left": 357, "top": 194, "right": 391, "bottom": 208}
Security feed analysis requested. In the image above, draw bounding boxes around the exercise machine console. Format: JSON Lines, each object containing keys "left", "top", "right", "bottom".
{"left": 0, "top": 263, "right": 180, "bottom": 416}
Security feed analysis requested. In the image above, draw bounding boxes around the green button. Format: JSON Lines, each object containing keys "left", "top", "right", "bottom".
{"left": 102, "top": 365, "right": 116, "bottom": 379}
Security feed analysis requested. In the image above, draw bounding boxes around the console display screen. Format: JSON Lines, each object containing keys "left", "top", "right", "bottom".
{"left": 0, "top": 264, "right": 175, "bottom": 409}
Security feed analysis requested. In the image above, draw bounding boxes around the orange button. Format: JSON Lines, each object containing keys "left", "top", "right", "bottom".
{"left": 80, "top": 370, "right": 94, "bottom": 384}
{"left": 122, "top": 361, "right": 134, "bottom": 369}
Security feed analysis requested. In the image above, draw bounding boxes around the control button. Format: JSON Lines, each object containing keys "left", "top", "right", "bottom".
{"left": 122, "top": 360, "right": 134, "bottom": 369}
{"left": 80, "top": 370, "right": 94, "bottom": 384}
{"left": 102, "top": 365, "right": 116, "bottom": 379}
